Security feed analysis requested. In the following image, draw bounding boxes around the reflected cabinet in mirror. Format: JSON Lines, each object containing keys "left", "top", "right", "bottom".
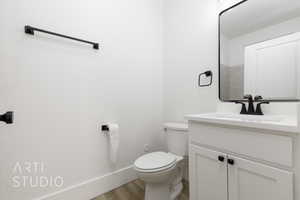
{"left": 219, "top": 0, "right": 300, "bottom": 102}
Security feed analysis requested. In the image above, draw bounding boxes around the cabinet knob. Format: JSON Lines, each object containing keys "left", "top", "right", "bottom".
{"left": 228, "top": 158, "right": 235, "bottom": 165}
{"left": 218, "top": 155, "right": 225, "bottom": 162}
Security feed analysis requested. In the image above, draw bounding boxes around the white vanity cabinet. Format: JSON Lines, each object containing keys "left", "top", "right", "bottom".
{"left": 190, "top": 144, "right": 293, "bottom": 200}
{"left": 188, "top": 119, "right": 295, "bottom": 200}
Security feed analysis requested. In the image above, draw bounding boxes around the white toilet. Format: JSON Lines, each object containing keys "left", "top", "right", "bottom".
{"left": 134, "top": 122, "right": 188, "bottom": 200}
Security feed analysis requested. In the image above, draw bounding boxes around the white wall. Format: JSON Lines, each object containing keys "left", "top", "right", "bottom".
{"left": 0, "top": 0, "right": 164, "bottom": 199}
{"left": 219, "top": 0, "right": 243, "bottom": 11}
{"left": 163, "top": 0, "right": 219, "bottom": 122}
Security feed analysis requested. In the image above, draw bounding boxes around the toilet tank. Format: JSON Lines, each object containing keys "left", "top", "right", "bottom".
{"left": 164, "top": 122, "right": 188, "bottom": 156}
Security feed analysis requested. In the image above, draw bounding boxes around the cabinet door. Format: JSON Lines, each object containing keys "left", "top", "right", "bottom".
{"left": 189, "top": 145, "right": 227, "bottom": 200}
{"left": 228, "top": 155, "right": 293, "bottom": 200}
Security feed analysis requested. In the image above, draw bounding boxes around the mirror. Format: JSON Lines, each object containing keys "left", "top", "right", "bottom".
{"left": 219, "top": 0, "right": 300, "bottom": 102}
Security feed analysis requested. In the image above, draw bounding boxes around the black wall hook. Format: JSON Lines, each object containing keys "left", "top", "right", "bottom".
{"left": 198, "top": 70, "right": 213, "bottom": 87}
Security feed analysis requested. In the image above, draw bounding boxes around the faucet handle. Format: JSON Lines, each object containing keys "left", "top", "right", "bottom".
{"left": 235, "top": 101, "right": 247, "bottom": 115}
{"left": 255, "top": 101, "right": 270, "bottom": 115}
{"left": 243, "top": 94, "right": 253, "bottom": 101}
{"left": 254, "top": 95, "right": 263, "bottom": 101}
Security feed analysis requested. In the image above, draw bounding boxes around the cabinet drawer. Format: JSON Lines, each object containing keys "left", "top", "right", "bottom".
{"left": 190, "top": 123, "right": 293, "bottom": 167}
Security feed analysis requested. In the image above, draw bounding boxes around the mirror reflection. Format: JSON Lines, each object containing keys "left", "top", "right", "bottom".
{"left": 219, "top": 0, "right": 300, "bottom": 101}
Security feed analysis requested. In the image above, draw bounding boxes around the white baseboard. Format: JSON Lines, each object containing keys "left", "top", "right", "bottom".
{"left": 34, "top": 165, "right": 137, "bottom": 200}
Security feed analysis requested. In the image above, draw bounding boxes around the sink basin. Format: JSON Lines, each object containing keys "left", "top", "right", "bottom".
{"left": 185, "top": 112, "right": 299, "bottom": 133}
{"left": 202, "top": 113, "right": 283, "bottom": 123}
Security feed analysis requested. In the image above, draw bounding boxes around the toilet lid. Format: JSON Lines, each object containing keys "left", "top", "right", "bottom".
{"left": 134, "top": 152, "right": 177, "bottom": 171}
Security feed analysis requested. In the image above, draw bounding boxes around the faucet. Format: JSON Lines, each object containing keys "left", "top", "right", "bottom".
{"left": 235, "top": 95, "right": 269, "bottom": 115}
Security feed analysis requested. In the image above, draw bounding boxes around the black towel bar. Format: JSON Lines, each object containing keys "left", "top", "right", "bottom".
{"left": 24, "top": 25, "right": 99, "bottom": 50}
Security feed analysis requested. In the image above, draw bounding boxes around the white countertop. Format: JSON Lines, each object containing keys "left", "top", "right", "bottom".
{"left": 185, "top": 113, "right": 300, "bottom": 134}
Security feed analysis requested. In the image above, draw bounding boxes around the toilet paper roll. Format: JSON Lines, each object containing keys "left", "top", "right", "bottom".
{"left": 107, "top": 123, "right": 119, "bottom": 164}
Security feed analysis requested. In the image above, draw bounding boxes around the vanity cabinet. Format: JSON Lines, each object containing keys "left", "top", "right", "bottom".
{"left": 190, "top": 144, "right": 293, "bottom": 200}
{"left": 188, "top": 119, "right": 295, "bottom": 200}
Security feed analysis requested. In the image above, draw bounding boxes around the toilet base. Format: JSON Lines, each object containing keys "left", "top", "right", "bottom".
{"left": 144, "top": 161, "right": 185, "bottom": 200}
{"left": 145, "top": 182, "right": 171, "bottom": 200}
{"left": 134, "top": 153, "right": 186, "bottom": 200}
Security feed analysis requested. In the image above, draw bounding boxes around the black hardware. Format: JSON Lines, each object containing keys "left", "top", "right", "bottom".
{"left": 255, "top": 101, "right": 270, "bottom": 115}
{"left": 243, "top": 94, "right": 255, "bottom": 114}
{"left": 0, "top": 111, "right": 14, "bottom": 124}
{"left": 227, "top": 158, "right": 235, "bottom": 165}
{"left": 218, "top": 155, "right": 225, "bottom": 162}
{"left": 101, "top": 124, "right": 109, "bottom": 131}
{"left": 199, "top": 70, "right": 213, "bottom": 87}
{"left": 237, "top": 95, "right": 270, "bottom": 115}
{"left": 254, "top": 95, "right": 263, "bottom": 101}
{"left": 235, "top": 101, "right": 247, "bottom": 114}
{"left": 24, "top": 25, "right": 99, "bottom": 50}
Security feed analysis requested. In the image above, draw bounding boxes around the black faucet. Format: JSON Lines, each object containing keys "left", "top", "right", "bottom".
{"left": 235, "top": 101, "right": 247, "bottom": 115}
{"left": 253, "top": 95, "right": 270, "bottom": 115}
{"left": 235, "top": 95, "right": 269, "bottom": 115}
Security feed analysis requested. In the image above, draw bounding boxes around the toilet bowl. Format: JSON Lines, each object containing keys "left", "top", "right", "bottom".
{"left": 134, "top": 122, "right": 188, "bottom": 200}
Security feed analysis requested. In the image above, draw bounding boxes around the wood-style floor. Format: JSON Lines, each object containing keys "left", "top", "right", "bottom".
{"left": 92, "top": 179, "right": 189, "bottom": 200}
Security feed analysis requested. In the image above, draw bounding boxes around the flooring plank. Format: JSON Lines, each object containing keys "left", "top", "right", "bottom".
{"left": 92, "top": 179, "right": 189, "bottom": 200}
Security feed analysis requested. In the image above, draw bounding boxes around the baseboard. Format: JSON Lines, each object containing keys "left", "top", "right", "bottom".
{"left": 34, "top": 165, "right": 137, "bottom": 200}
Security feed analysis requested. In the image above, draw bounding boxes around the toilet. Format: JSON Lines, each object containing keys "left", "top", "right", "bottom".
{"left": 134, "top": 122, "right": 188, "bottom": 200}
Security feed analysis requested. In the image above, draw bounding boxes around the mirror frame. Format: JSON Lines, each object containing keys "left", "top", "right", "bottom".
{"left": 218, "top": 0, "right": 300, "bottom": 102}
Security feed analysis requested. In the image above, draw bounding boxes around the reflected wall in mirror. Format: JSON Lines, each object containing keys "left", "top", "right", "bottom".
{"left": 219, "top": 0, "right": 300, "bottom": 101}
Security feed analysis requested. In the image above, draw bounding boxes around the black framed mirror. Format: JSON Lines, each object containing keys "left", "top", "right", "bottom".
{"left": 219, "top": 0, "right": 300, "bottom": 102}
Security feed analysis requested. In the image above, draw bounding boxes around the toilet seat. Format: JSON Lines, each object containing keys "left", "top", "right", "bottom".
{"left": 134, "top": 152, "right": 177, "bottom": 173}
